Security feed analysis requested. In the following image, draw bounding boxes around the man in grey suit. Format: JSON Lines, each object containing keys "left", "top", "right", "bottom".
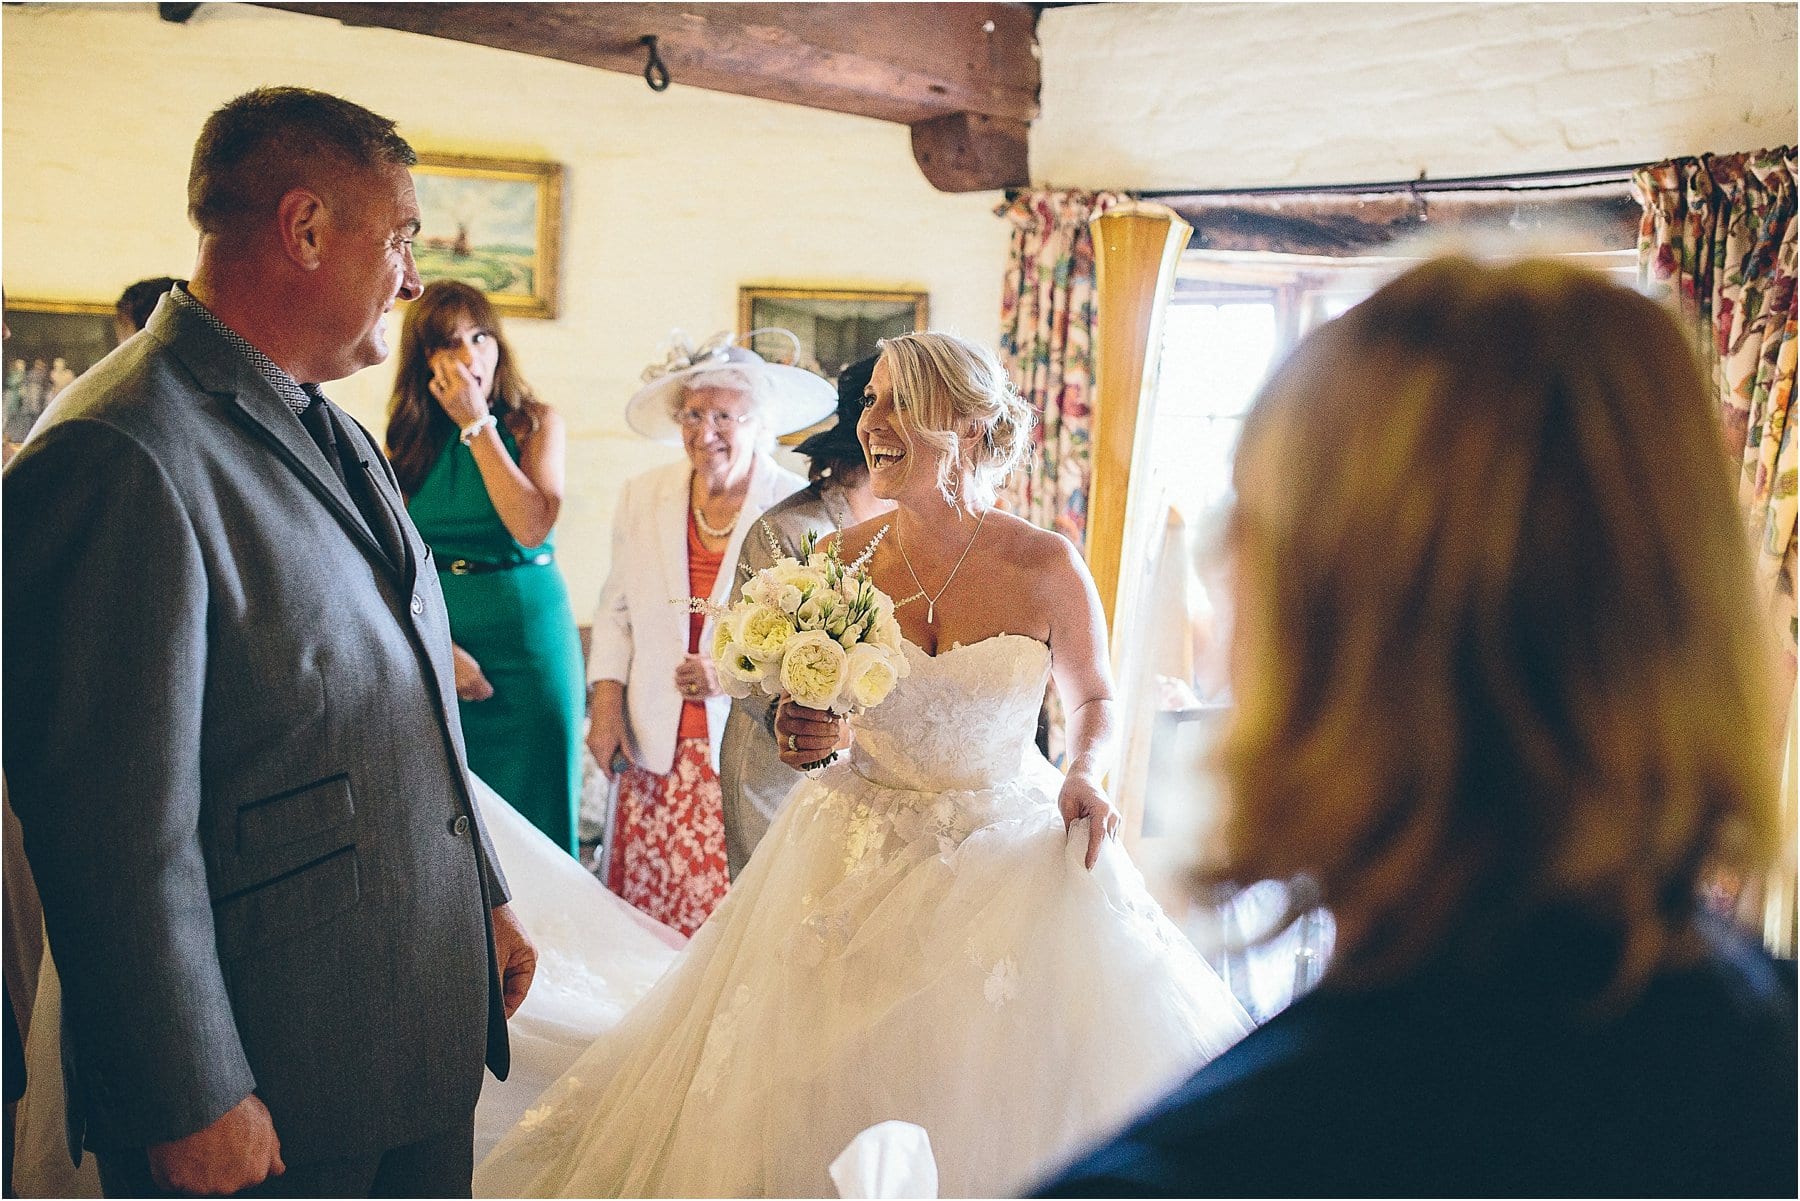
{"left": 718, "top": 355, "right": 893, "bottom": 877}
{"left": 2, "top": 87, "right": 536, "bottom": 1197}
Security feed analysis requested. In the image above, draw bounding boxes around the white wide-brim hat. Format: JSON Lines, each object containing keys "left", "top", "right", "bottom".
{"left": 625, "top": 334, "right": 836, "bottom": 446}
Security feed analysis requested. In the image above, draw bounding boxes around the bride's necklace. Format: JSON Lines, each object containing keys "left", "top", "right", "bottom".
{"left": 893, "top": 507, "right": 988, "bottom": 625}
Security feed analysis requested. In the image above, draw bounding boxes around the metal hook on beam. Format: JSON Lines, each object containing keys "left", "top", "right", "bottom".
{"left": 640, "top": 35, "right": 670, "bottom": 92}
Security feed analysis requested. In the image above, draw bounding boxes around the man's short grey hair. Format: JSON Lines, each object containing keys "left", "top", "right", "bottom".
{"left": 188, "top": 86, "right": 416, "bottom": 236}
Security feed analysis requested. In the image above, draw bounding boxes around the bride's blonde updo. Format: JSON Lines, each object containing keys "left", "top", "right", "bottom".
{"left": 876, "top": 331, "right": 1033, "bottom": 509}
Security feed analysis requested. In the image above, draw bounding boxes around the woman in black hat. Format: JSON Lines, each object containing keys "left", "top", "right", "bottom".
{"left": 716, "top": 354, "right": 895, "bottom": 878}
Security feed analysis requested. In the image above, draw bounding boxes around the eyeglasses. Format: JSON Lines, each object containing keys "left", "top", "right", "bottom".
{"left": 677, "top": 408, "right": 756, "bottom": 430}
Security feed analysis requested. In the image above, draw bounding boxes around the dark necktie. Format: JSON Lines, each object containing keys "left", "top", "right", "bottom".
{"left": 299, "top": 394, "right": 406, "bottom": 572}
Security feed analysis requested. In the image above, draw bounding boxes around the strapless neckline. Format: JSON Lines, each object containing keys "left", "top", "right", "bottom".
{"left": 901, "top": 631, "right": 1049, "bottom": 663}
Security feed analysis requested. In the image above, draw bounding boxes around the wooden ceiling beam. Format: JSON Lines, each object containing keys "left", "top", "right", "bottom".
{"left": 257, "top": 2, "right": 1039, "bottom": 190}
{"left": 1162, "top": 185, "right": 1642, "bottom": 256}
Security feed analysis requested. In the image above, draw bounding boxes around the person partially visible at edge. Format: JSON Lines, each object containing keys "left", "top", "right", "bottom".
{"left": 115, "top": 276, "right": 180, "bottom": 343}
{"left": 1036, "top": 256, "right": 1796, "bottom": 1198}
{"left": 584, "top": 337, "right": 829, "bottom": 934}
{"left": 3, "top": 86, "right": 535, "bottom": 1198}
{"left": 387, "top": 280, "right": 586, "bottom": 856}
{"left": 717, "top": 353, "right": 895, "bottom": 878}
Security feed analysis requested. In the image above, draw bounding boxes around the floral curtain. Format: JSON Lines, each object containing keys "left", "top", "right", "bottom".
{"left": 996, "top": 189, "right": 1125, "bottom": 547}
{"left": 1636, "top": 148, "right": 1798, "bottom": 691}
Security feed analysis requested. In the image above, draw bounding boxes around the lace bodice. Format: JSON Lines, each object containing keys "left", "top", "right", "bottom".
{"left": 848, "top": 634, "right": 1051, "bottom": 792}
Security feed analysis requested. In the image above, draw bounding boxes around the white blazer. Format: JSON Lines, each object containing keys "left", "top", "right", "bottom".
{"left": 588, "top": 454, "right": 808, "bottom": 775}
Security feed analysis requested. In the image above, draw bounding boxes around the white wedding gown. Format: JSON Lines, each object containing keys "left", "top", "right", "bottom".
{"left": 475, "top": 634, "right": 1252, "bottom": 1198}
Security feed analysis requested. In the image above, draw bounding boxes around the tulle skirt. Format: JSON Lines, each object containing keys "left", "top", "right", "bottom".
{"left": 476, "top": 752, "right": 1251, "bottom": 1198}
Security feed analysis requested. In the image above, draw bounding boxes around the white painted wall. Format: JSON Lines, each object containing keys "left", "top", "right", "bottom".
{"left": 1034, "top": 2, "right": 1799, "bottom": 189}
{"left": 10, "top": 2, "right": 1798, "bottom": 598}
{"left": 1, "top": 3, "right": 1011, "bottom": 606}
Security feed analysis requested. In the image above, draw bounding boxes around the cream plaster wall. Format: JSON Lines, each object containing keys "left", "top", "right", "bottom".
{"left": 1034, "top": 2, "right": 1798, "bottom": 190}
{"left": 1, "top": 2, "right": 1011, "bottom": 606}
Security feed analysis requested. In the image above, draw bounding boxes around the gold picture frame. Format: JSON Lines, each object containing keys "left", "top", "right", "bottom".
{"left": 737, "top": 287, "right": 929, "bottom": 379}
{"left": 3, "top": 298, "right": 120, "bottom": 443}
{"left": 412, "top": 153, "right": 563, "bottom": 319}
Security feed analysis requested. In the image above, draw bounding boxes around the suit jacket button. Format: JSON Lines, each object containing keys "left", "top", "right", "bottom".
{"left": 410, "top": 594, "right": 425, "bottom": 615}
{"left": 451, "top": 815, "right": 471, "bottom": 836}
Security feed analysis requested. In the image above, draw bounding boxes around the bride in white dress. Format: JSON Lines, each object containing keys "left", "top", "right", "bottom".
{"left": 475, "top": 333, "right": 1251, "bottom": 1198}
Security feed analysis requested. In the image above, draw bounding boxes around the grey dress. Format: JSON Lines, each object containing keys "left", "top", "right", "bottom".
{"left": 717, "top": 481, "right": 847, "bottom": 878}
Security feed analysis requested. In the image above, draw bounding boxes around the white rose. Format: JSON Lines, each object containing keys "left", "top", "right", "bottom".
{"left": 779, "top": 630, "right": 848, "bottom": 710}
{"left": 843, "top": 643, "right": 901, "bottom": 709}
{"left": 738, "top": 603, "right": 796, "bottom": 661}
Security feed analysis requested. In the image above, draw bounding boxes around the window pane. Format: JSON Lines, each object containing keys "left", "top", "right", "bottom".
{"left": 1150, "top": 301, "right": 1275, "bottom": 525}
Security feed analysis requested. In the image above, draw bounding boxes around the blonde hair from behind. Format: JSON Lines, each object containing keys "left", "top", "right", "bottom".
{"left": 1209, "top": 255, "right": 1778, "bottom": 1007}
{"left": 876, "top": 332, "right": 1033, "bottom": 509}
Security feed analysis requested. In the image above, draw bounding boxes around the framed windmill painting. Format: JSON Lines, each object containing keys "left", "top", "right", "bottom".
{"left": 412, "top": 154, "right": 563, "bottom": 319}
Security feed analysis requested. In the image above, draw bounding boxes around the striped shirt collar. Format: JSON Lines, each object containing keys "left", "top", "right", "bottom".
{"left": 168, "top": 283, "right": 320, "bottom": 417}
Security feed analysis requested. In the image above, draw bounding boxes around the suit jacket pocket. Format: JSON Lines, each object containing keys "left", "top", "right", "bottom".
{"left": 213, "top": 845, "right": 361, "bottom": 961}
{"left": 236, "top": 774, "right": 354, "bottom": 854}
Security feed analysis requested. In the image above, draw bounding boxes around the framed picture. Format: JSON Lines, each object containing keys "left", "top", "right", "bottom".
{"left": 738, "top": 287, "right": 929, "bottom": 380}
{"left": 3, "top": 299, "right": 118, "bottom": 443}
{"left": 412, "top": 153, "right": 563, "bottom": 319}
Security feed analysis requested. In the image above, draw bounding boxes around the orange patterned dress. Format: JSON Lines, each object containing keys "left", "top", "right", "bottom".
{"left": 605, "top": 514, "right": 732, "bottom": 935}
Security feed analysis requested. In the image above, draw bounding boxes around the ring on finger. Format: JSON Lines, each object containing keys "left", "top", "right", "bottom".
{"left": 786, "top": 733, "right": 798, "bottom": 753}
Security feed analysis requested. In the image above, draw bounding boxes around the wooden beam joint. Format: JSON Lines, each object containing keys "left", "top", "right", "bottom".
{"left": 910, "top": 112, "right": 1030, "bottom": 193}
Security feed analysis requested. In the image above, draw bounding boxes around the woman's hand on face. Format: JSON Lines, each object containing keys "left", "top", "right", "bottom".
{"left": 774, "top": 698, "right": 850, "bottom": 768}
{"left": 452, "top": 643, "right": 495, "bottom": 702}
{"left": 1058, "top": 774, "right": 1120, "bottom": 870}
{"left": 673, "top": 654, "right": 723, "bottom": 702}
{"left": 427, "top": 350, "right": 490, "bottom": 428}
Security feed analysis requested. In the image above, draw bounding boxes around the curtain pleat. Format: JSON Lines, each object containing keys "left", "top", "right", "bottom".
{"left": 1636, "top": 147, "right": 1798, "bottom": 693}
{"left": 995, "top": 190, "right": 1126, "bottom": 546}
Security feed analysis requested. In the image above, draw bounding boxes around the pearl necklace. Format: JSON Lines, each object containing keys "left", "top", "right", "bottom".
{"left": 692, "top": 504, "right": 738, "bottom": 540}
{"left": 893, "top": 508, "right": 989, "bottom": 625}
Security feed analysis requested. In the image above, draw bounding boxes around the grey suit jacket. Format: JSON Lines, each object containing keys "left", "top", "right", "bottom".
{"left": 2, "top": 297, "right": 512, "bottom": 1165}
{"left": 717, "top": 483, "right": 843, "bottom": 878}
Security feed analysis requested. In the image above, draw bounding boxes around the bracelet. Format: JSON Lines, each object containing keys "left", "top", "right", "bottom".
{"left": 459, "top": 414, "right": 498, "bottom": 445}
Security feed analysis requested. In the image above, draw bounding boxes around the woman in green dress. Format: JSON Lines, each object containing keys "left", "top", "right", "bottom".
{"left": 386, "top": 280, "right": 585, "bottom": 855}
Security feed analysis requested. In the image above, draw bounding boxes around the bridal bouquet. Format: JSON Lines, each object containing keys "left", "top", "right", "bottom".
{"left": 695, "top": 525, "right": 908, "bottom": 767}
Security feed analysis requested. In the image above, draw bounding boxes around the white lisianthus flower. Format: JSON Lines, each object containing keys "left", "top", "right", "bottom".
{"left": 825, "top": 606, "right": 851, "bottom": 640}
{"left": 779, "top": 630, "right": 848, "bottom": 710}
{"left": 795, "top": 595, "right": 829, "bottom": 631}
{"left": 740, "top": 575, "right": 774, "bottom": 608}
{"left": 717, "top": 643, "right": 764, "bottom": 697}
{"left": 738, "top": 603, "right": 796, "bottom": 661}
{"left": 867, "top": 608, "right": 909, "bottom": 662}
{"left": 843, "top": 643, "right": 902, "bottom": 709}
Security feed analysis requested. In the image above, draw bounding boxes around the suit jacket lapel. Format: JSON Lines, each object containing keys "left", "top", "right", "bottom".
{"left": 151, "top": 302, "right": 400, "bottom": 578}
{"left": 325, "top": 403, "right": 413, "bottom": 582}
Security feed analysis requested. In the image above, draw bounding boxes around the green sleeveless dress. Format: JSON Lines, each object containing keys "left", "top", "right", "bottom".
{"left": 406, "top": 428, "right": 585, "bottom": 855}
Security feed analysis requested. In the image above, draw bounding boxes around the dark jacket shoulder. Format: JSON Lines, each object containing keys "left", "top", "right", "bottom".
{"left": 1036, "top": 923, "right": 1797, "bottom": 1198}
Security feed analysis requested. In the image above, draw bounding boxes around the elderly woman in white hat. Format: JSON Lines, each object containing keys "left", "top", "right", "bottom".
{"left": 586, "top": 336, "right": 832, "bottom": 934}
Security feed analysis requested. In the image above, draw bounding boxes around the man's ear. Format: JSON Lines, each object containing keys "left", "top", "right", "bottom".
{"left": 275, "top": 187, "right": 327, "bottom": 271}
